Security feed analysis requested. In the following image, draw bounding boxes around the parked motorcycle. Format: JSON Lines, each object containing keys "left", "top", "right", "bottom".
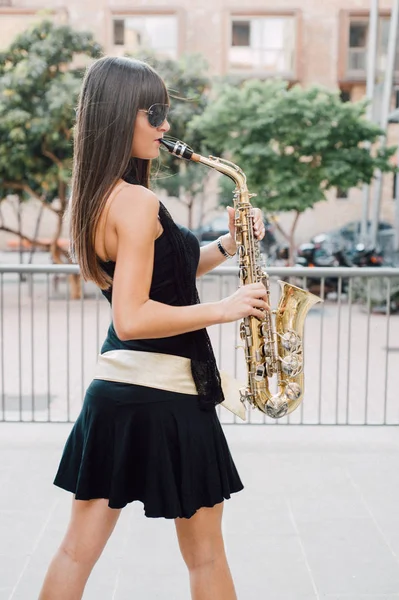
{"left": 294, "top": 240, "right": 351, "bottom": 295}
{"left": 350, "top": 243, "right": 384, "bottom": 267}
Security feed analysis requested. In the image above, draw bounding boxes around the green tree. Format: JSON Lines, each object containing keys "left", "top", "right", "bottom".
{"left": 130, "top": 50, "right": 210, "bottom": 228}
{"left": 190, "top": 79, "right": 397, "bottom": 261}
{"left": 0, "top": 19, "right": 102, "bottom": 293}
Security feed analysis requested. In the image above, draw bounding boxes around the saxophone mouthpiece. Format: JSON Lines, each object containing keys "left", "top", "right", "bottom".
{"left": 160, "top": 138, "right": 194, "bottom": 161}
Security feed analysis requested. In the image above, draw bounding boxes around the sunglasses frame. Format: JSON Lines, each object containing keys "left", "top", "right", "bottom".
{"left": 138, "top": 103, "right": 170, "bottom": 128}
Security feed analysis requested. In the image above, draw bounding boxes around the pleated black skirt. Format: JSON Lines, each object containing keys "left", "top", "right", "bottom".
{"left": 53, "top": 379, "right": 244, "bottom": 519}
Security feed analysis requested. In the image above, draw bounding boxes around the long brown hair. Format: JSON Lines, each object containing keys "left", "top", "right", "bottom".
{"left": 70, "top": 56, "right": 169, "bottom": 288}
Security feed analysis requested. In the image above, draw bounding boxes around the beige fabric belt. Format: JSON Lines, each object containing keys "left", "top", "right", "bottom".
{"left": 93, "top": 349, "right": 246, "bottom": 421}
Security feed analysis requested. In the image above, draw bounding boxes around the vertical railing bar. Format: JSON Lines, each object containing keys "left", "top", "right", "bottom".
{"left": 364, "top": 277, "right": 372, "bottom": 425}
{"left": 317, "top": 277, "right": 325, "bottom": 425}
{"left": 96, "top": 286, "right": 100, "bottom": 354}
{"left": 30, "top": 273, "right": 35, "bottom": 422}
{"left": 218, "top": 276, "right": 223, "bottom": 368}
{"left": 300, "top": 275, "right": 307, "bottom": 425}
{"left": 46, "top": 273, "right": 51, "bottom": 423}
{"left": 0, "top": 273, "right": 4, "bottom": 422}
{"left": 345, "top": 278, "right": 353, "bottom": 425}
{"left": 18, "top": 272, "right": 22, "bottom": 422}
{"left": 198, "top": 276, "right": 204, "bottom": 300}
{"left": 81, "top": 281, "right": 85, "bottom": 403}
{"left": 335, "top": 277, "right": 342, "bottom": 424}
{"left": 383, "top": 278, "right": 391, "bottom": 425}
{"left": 233, "top": 319, "right": 238, "bottom": 379}
{"left": 66, "top": 278, "right": 71, "bottom": 422}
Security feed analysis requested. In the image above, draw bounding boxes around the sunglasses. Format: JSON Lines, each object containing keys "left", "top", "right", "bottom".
{"left": 138, "top": 103, "right": 170, "bottom": 128}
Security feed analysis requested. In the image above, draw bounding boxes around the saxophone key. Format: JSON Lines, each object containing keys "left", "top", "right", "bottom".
{"left": 254, "top": 363, "right": 266, "bottom": 381}
{"left": 255, "top": 347, "right": 264, "bottom": 361}
{"left": 281, "top": 331, "right": 301, "bottom": 351}
{"left": 285, "top": 382, "right": 302, "bottom": 401}
{"left": 281, "top": 354, "right": 303, "bottom": 376}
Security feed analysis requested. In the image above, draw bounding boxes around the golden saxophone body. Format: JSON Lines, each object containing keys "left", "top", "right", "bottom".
{"left": 160, "top": 138, "right": 322, "bottom": 419}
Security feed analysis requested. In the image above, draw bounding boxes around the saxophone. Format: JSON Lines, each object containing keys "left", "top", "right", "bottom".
{"left": 160, "top": 138, "right": 322, "bottom": 419}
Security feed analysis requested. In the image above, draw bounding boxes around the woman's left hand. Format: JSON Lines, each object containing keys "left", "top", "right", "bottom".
{"left": 226, "top": 206, "right": 265, "bottom": 245}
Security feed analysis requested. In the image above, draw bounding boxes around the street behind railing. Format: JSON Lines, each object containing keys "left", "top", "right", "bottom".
{"left": 1, "top": 264, "right": 399, "bottom": 425}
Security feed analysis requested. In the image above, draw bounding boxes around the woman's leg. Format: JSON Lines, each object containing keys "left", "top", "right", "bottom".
{"left": 174, "top": 501, "right": 237, "bottom": 600}
{"left": 38, "top": 497, "right": 121, "bottom": 600}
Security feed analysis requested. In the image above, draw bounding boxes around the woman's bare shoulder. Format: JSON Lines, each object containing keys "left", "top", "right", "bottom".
{"left": 107, "top": 182, "right": 160, "bottom": 236}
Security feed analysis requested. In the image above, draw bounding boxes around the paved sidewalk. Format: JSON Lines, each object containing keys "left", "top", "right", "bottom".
{"left": 1, "top": 423, "right": 399, "bottom": 600}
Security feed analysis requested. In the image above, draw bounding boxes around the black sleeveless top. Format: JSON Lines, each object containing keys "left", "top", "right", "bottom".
{"left": 99, "top": 223, "right": 201, "bottom": 360}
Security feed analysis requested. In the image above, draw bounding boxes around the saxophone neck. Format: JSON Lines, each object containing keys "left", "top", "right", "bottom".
{"left": 195, "top": 154, "right": 247, "bottom": 189}
{"left": 160, "top": 137, "right": 248, "bottom": 194}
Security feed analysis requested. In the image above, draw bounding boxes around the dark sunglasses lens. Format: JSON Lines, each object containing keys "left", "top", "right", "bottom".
{"left": 148, "top": 104, "right": 169, "bottom": 127}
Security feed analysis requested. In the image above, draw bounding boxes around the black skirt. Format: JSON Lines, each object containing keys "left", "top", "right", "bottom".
{"left": 53, "top": 379, "right": 244, "bottom": 519}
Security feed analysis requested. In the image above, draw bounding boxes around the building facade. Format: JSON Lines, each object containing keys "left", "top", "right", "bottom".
{"left": 1, "top": 0, "right": 398, "bottom": 243}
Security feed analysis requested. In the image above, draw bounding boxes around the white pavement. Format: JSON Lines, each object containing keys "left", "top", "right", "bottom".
{"left": 1, "top": 423, "right": 399, "bottom": 600}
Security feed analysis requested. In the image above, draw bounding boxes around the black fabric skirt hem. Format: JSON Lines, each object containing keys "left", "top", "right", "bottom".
{"left": 52, "top": 483, "right": 243, "bottom": 519}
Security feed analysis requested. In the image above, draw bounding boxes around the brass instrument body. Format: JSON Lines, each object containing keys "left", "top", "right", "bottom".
{"left": 160, "top": 139, "right": 322, "bottom": 419}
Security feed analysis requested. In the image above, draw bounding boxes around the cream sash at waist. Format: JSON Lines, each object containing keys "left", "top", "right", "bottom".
{"left": 93, "top": 349, "right": 246, "bottom": 421}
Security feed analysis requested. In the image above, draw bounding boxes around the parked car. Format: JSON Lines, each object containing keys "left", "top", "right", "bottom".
{"left": 310, "top": 220, "right": 394, "bottom": 262}
{"left": 329, "top": 220, "right": 392, "bottom": 245}
{"left": 193, "top": 212, "right": 279, "bottom": 257}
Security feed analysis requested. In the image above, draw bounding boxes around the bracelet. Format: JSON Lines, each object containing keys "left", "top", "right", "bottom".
{"left": 217, "top": 236, "right": 236, "bottom": 259}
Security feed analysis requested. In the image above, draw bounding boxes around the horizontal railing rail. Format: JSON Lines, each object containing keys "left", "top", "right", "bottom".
{"left": 1, "top": 264, "right": 399, "bottom": 277}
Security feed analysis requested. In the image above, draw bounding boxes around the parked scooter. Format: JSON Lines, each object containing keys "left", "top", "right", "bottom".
{"left": 350, "top": 243, "right": 384, "bottom": 267}
{"left": 295, "top": 240, "right": 350, "bottom": 295}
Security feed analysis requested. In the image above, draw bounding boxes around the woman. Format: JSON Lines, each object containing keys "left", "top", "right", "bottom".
{"left": 39, "top": 56, "right": 268, "bottom": 600}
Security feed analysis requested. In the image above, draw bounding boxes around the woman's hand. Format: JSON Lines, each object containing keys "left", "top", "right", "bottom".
{"left": 218, "top": 282, "right": 269, "bottom": 323}
{"left": 225, "top": 206, "right": 266, "bottom": 251}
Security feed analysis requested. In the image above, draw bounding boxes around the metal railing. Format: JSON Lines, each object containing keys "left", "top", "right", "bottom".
{"left": 1, "top": 264, "right": 399, "bottom": 425}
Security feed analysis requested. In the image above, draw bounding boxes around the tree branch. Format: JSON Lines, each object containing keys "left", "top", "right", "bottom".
{"left": 273, "top": 219, "right": 290, "bottom": 242}
{"left": 3, "top": 181, "right": 42, "bottom": 202}
{"left": 0, "top": 225, "right": 70, "bottom": 258}
{"left": 42, "top": 144, "right": 63, "bottom": 169}
{"left": 0, "top": 225, "right": 51, "bottom": 250}
{"left": 2, "top": 181, "right": 61, "bottom": 215}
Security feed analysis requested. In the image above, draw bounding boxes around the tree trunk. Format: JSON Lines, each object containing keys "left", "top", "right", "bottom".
{"left": 187, "top": 194, "right": 194, "bottom": 230}
{"left": 68, "top": 273, "right": 82, "bottom": 299}
{"left": 288, "top": 210, "right": 301, "bottom": 266}
{"left": 273, "top": 219, "right": 290, "bottom": 244}
{"left": 50, "top": 199, "right": 81, "bottom": 300}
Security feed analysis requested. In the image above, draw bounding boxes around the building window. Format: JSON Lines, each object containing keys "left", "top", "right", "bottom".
{"left": 345, "top": 14, "right": 399, "bottom": 79}
{"left": 340, "top": 89, "right": 351, "bottom": 102}
{"left": 113, "top": 20, "right": 125, "bottom": 46}
{"left": 112, "top": 15, "right": 178, "bottom": 59}
{"left": 229, "top": 15, "right": 296, "bottom": 76}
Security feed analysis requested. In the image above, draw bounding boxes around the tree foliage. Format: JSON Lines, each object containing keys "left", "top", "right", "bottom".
{"left": 0, "top": 19, "right": 102, "bottom": 267}
{"left": 190, "top": 79, "right": 397, "bottom": 257}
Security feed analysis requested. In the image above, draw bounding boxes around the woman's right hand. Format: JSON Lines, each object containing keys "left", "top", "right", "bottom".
{"left": 218, "top": 282, "right": 269, "bottom": 323}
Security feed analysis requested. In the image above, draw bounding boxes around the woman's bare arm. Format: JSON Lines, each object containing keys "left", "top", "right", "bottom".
{"left": 107, "top": 186, "right": 268, "bottom": 340}
{"left": 196, "top": 233, "right": 237, "bottom": 278}
{"left": 108, "top": 186, "right": 224, "bottom": 340}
